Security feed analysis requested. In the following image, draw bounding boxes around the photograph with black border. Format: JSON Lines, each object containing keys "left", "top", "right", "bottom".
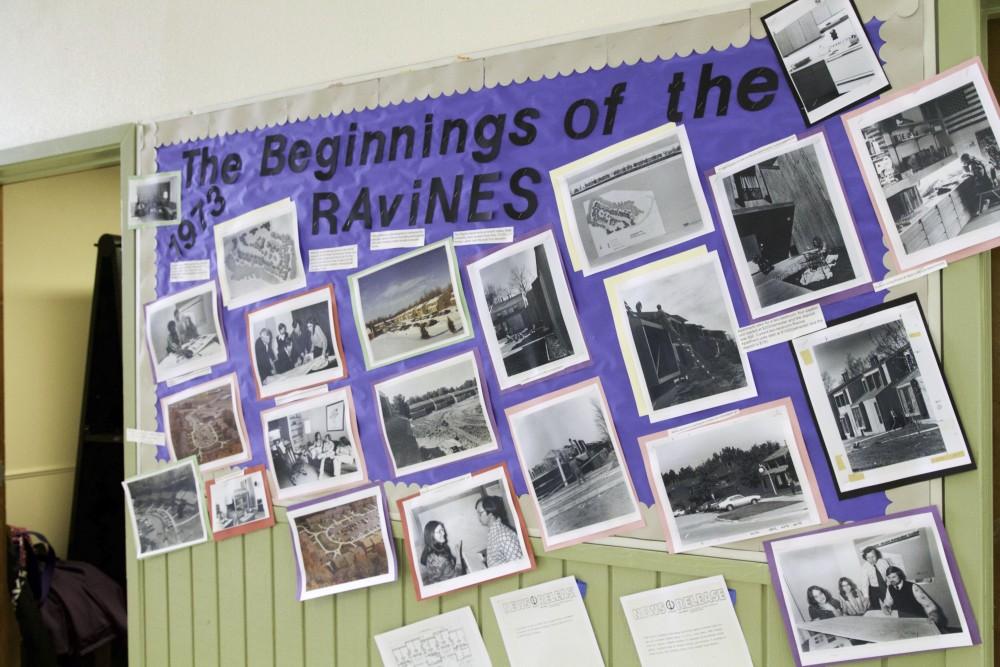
{"left": 790, "top": 295, "right": 974, "bottom": 499}
{"left": 761, "top": 0, "right": 890, "bottom": 126}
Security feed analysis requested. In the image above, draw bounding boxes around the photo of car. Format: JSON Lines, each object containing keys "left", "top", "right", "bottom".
{"left": 716, "top": 494, "right": 761, "bottom": 512}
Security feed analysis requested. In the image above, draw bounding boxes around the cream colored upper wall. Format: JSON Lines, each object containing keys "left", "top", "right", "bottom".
{"left": 3, "top": 166, "right": 121, "bottom": 553}
{"left": 0, "top": 0, "right": 748, "bottom": 151}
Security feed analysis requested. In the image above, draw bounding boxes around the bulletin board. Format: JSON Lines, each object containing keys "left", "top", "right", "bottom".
{"left": 122, "top": 1, "right": 993, "bottom": 665}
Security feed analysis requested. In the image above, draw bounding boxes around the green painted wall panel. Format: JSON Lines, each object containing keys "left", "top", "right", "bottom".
{"left": 608, "top": 567, "right": 657, "bottom": 666}
{"left": 272, "top": 523, "right": 305, "bottom": 667}
{"left": 191, "top": 539, "right": 220, "bottom": 667}
{"left": 245, "top": 529, "right": 275, "bottom": 667}
{"left": 303, "top": 594, "right": 335, "bottom": 667}
{"left": 166, "top": 549, "right": 194, "bottom": 667}
{"left": 217, "top": 536, "right": 247, "bottom": 666}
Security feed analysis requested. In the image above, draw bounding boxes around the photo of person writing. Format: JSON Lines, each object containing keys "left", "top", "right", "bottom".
{"left": 419, "top": 520, "right": 468, "bottom": 585}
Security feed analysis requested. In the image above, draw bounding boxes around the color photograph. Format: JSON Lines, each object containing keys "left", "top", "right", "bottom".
{"left": 606, "top": 250, "right": 756, "bottom": 422}
{"left": 843, "top": 59, "right": 1000, "bottom": 270}
{"left": 374, "top": 351, "right": 499, "bottom": 477}
{"left": 466, "top": 229, "right": 589, "bottom": 389}
{"left": 551, "top": 124, "right": 713, "bottom": 275}
{"left": 161, "top": 373, "right": 251, "bottom": 472}
{"left": 144, "top": 281, "right": 227, "bottom": 383}
{"left": 766, "top": 508, "right": 979, "bottom": 665}
{"left": 214, "top": 197, "right": 307, "bottom": 309}
{"left": 246, "top": 285, "right": 346, "bottom": 399}
{"left": 261, "top": 387, "right": 366, "bottom": 502}
{"left": 711, "top": 133, "right": 871, "bottom": 318}
{"left": 641, "top": 400, "right": 825, "bottom": 552}
{"left": 506, "top": 378, "right": 643, "bottom": 550}
{"left": 349, "top": 239, "right": 472, "bottom": 369}
{"left": 792, "top": 296, "right": 973, "bottom": 498}
{"left": 287, "top": 484, "right": 396, "bottom": 601}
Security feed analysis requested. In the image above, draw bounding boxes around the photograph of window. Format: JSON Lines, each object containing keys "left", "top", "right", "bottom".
{"left": 843, "top": 58, "right": 1000, "bottom": 270}
{"left": 792, "top": 296, "right": 974, "bottom": 497}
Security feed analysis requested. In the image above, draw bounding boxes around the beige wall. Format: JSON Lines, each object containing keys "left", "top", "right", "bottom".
{"left": 3, "top": 166, "right": 120, "bottom": 555}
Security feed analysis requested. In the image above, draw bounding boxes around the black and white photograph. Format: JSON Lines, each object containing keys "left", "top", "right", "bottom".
{"left": 348, "top": 239, "right": 472, "bottom": 369}
{"left": 161, "top": 374, "right": 252, "bottom": 472}
{"left": 792, "top": 296, "right": 974, "bottom": 498}
{"left": 287, "top": 485, "right": 396, "bottom": 601}
{"left": 246, "top": 285, "right": 346, "bottom": 399}
{"left": 144, "top": 281, "right": 227, "bottom": 383}
{"left": 260, "top": 387, "right": 367, "bottom": 502}
{"left": 605, "top": 249, "right": 757, "bottom": 422}
{"left": 710, "top": 134, "right": 871, "bottom": 318}
{"left": 122, "top": 458, "right": 208, "bottom": 559}
{"left": 466, "top": 230, "right": 590, "bottom": 389}
{"left": 762, "top": 0, "right": 890, "bottom": 125}
{"left": 205, "top": 465, "right": 274, "bottom": 541}
{"left": 766, "top": 508, "right": 979, "bottom": 665}
{"left": 399, "top": 464, "right": 533, "bottom": 600}
{"left": 641, "top": 400, "right": 825, "bottom": 552}
{"left": 213, "top": 197, "right": 307, "bottom": 309}
{"left": 844, "top": 59, "right": 1000, "bottom": 270}
{"left": 374, "top": 351, "right": 499, "bottom": 477}
{"left": 550, "top": 124, "right": 713, "bottom": 275}
{"left": 505, "top": 378, "right": 644, "bottom": 550}
{"left": 127, "top": 171, "right": 182, "bottom": 227}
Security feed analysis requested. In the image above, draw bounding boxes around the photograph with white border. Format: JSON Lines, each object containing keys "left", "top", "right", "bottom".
{"left": 506, "top": 378, "right": 644, "bottom": 551}
{"left": 762, "top": 0, "right": 890, "bottom": 125}
{"left": 205, "top": 465, "right": 274, "bottom": 540}
{"left": 127, "top": 171, "right": 182, "bottom": 228}
{"left": 374, "top": 351, "right": 499, "bottom": 477}
{"left": 550, "top": 124, "right": 713, "bottom": 275}
{"left": 399, "top": 464, "right": 533, "bottom": 600}
{"left": 287, "top": 484, "right": 396, "bottom": 601}
{"left": 710, "top": 133, "right": 871, "bottom": 319}
{"left": 246, "top": 285, "right": 346, "bottom": 399}
{"left": 466, "top": 229, "right": 589, "bottom": 389}
{"left": 213, "top": 198, "right": 306, "bottom": 309}
{"left": 260, "top": 387, "right": 367, "bottom": 502}
{"left": 348, "top": 239, "right": 472, "bottom": 370}
{"left": 490, "top": 576, "right": 604, "bottom": 667}
{"left": 123, "top": 458, "right": 208, "bottom": 559}
{"left": 766, "top": 508, "right": 978, "bottom": 665}
{"left": 161, "top": 373, "right": 251, "bottom": 473}
{"left": 144, "top": 281, "right": 227, "bottom": 383}
{"left": 620, "top": 575, "right": 754, "bottom": 667}
{"left": 641, "top": 401, "right": 825, "bottom": 552}
{"left": 843, "top": 58, "right": 1000, "bottom": 270}
{"left": 606, "top": 250, "right": 757, "bottom": 422}
{"left": 374, "top": 607, "right": 492, "bottom": 667}
{"left": 792, "top": 296, "right": 973, "bottom": 498}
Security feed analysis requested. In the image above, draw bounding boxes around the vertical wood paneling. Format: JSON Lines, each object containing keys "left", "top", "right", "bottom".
{"left": 191, "top": 540, "right": 219, "bottom": 667}
{"left": 335, "top": 588, "right": 370, "bottom": 666}
{"left": 564, "top": 561, "right": 611, "bottom": 664}
{"left": 125, "top": 521, "right": 146, "bottom": 667}
{"left": 729, "top": 581, "right": 763, "bottom": 665}
{"left": 142, "top": 555, "right": 170, "bottom": 667}
{"left": 273, "top": 522, "right": 305, "bottom": 667}
{"left": 609, "top": 567, "right": 657, "bottom": 667}
{"left": 244, "top": 529, "right": 275, "bottom": 667}
{"left": 400, "top": 546, "right": 441, "bottom": 623}
{"left": 217, "top": 536, "right": 247, "bottom": 666}
{"left": 477, "top": 572, "right": 520, "bottom": 666}
{"left": 166, "top": 548, "right": 194, "bottom": 667}
{"left": 303, "top": 595, "right": 335, "bottom": 667}
{"left": 764, "top": 583, "right": 796, "bottom": 667}
{"left": 367, "top": 538, "right": 406, "bottom": 665}
{"left": 519, "top": 554, "right": 562, "bottom": 587}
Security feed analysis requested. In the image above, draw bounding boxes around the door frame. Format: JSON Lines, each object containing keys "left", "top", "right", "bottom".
{"left": 0, "top": 124, "right": 135, "bottom": 661}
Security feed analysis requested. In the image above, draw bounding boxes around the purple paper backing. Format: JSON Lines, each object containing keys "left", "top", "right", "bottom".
{"left": 151, "top": 28, "right": 895, "bottom": 522}
{"left": 763, "top": 505, "right": 981, "bottom": 667}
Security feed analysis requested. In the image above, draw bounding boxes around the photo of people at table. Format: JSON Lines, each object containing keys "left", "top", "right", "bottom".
{"left": 247, "top": 286, "right": 346, "bottom": 398}
{"left": 773, "top": 521, "right": 967, "bottom": 660}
